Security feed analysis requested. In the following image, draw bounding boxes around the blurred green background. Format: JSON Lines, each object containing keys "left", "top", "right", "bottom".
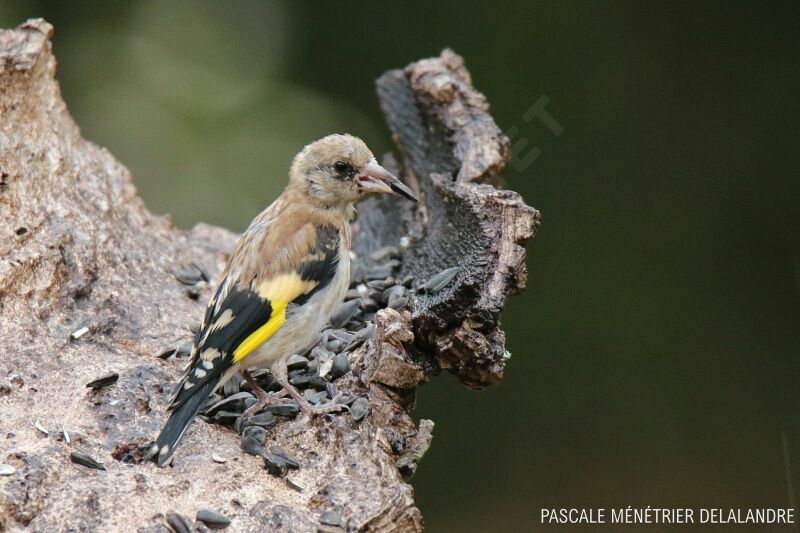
{"left": 3, "top": 1, "right": 799, "bottom": 530}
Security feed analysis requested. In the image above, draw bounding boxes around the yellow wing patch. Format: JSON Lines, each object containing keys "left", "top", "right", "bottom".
{"left": 231, "top": 272, "right": 318, "bottom": 363}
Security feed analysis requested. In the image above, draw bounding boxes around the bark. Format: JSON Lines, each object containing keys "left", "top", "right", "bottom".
{"left": 0, "top": 19, "right": 539, "bottom": 532}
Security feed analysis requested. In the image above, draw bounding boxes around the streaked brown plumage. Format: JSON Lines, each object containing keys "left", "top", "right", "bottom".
{"left": 150, "top": 134, "right": 416, "bottom": 466}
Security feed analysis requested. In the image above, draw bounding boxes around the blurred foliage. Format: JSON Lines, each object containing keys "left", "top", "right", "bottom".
{"left": 2, "top": 1, "right": 800, "bottom": 531}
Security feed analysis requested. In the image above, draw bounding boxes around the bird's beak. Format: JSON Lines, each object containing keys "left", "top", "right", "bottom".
{"left": 357, "top": 160, "right": 418, "bottom": 202}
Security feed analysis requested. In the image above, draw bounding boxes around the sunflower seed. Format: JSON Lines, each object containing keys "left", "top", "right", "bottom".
{"left": 70, "top": 451, "right": 106, "bottom": 471}
{"left": 268, "top": 446, "right": 300, "bottom": 469}
{"left": 329, "top": 329, "right": 354, "bottom": 344}
{"left": 196, "top": 509, "right": 231, "bottom": 530}
{"left": 157, "top": 346, "right": 176, "bottom": 359}
{"left": 320, "top": 510, "right": 343, "bottom": 527}
{"left": 222, "top": 373, "right": 241, "bottom": 397}
{"left": 419, "top": 267, "right": 460, "bottom": 294}
{"left": 214, "top": 410, "right": 241, "bottom": 425}
{"left": 331, "top": 353, "right": 350, "bottom": 379}
{"left": 325, "top": 381, "right": 338, "bottom": 398}
{"left": 325, "top": 339, "right": 343, "bottom": 353}
{"left": 0, "top": 464, "right": 15, "bottom": 476}
{"left": 399, "top": 275, "right": 414, "bottom": 287}
{"left": 289, "top": 373, "right": 312, "bottom": 388}
{"left": 86, "top": 372, "right": 119, "bottom": 390}
{"left": 263, "top": 450, "right": 287, "bottom": 477}
{"left": 286, "top": 354, "right": 309, "bottom": 370}
{"left": 330, "top": 299, "right": 360, "bottom": 328}
{"left": 367, "top": 278, "right": 395, "bottom": 291}
{"left": 62, "top": 425, "right": 70, "bottom": 444}
{"left": 174, "top": 264, "right": 205, "bottom": 286}
{"left": 205, "top": 391, "right": 253, "bottom": 415}
{"left": 35, "top": 421, "right": 48, "bottom": 436}
{"left": 359, "top": 298, "right": 379, "bottom": 312}
{"left": 241, "top": 426, "right": 266, "bottom": 456}
{"left": 166, "top": 511, "right": 193, "bottom": 533}
{"left": 386, "top": 285, "right": 409, "bottom": 309}
{"left": 267, "top": 402, "right": 300, "bottom": 417}
{"left": 307, "top": 390, "right": 329, "bottom": 405}
{"left": 350, "top": 398, "right": 371, "bottom": 421}
{"left": 243, "top": 411, "right": 275, "bottom": 428}
{"left": 211, "top": 452, "right": 227, "bottom": 464}
{"left": 174, "top": 342, "right": 191, "bottom": 358}
{"left": 388, "top": 296, "right": 408, "bottom": 310}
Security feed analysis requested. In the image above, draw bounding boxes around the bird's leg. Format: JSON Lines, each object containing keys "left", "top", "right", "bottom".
{"left": 271, "top": 357, "right": 344, "bottom": 416}
{"left": 240, "top": 368, "right": 290, "bottom": 420}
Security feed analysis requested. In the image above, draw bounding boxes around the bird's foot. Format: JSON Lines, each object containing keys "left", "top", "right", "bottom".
{"left": 296, "top": 393, "right": 347, "bottom": 416}
{"left": 241, "top": 368, "right": 292, "bottom": 420}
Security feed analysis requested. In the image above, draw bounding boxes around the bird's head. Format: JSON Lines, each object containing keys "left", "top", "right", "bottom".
{"left": 288, "top": 134, "right": 417, "bottom": 208}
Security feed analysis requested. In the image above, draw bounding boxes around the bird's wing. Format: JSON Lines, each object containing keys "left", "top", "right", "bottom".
{"left": 168, "top": 223, "right": 341, "bottom": 411}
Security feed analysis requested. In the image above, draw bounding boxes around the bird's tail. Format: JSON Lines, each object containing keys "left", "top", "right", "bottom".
{"left": 150, "top": 378, "right": 217, "bottom": 466}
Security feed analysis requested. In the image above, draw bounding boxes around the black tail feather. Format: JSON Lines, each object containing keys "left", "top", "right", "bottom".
{"left": 151, "top": 378, "right": 217, "bottom": 466}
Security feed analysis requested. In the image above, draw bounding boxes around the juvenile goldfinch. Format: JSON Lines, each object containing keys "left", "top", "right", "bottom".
{"left": 151, "top": 134, "right": 416, "bottom": 466}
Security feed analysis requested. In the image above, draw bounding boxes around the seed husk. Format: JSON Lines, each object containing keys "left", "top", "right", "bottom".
{"left": 70, "top": 451, "right": 106, "bottom": 471}
{"left": 418, "top": 266, "right": 460, "bottom": 294}
{"left": 70, "top": 326, "right": 90, "bottom": 340}
{"left": 196, "top": 509, "right": 231, "bottom": 530}
{"left": 269, "top": 446, "right": 300, "bottom": 470}
{"left": 350, "top": 398, "right": 371, "bottom": 421}
{"left": 330, "top": 299, "right": 360, "bottom": 328}
{"left": 320, "top": 510, "right": 343, "bottom": 527}
{"left": 86, "top": 373, "right": 119, "bottom": 390}
{"left": 62, "top": 425, "right": 70, "bottom": 444}
{"left": 35, "top": 421, "right": 48, "bottom": 436}
{"left": 285, "top": 477, "right": 304, "bottom": 492}
{"left": 211, "top": 452, "right": 227, "bottom": 464}
{"left": 0, "top": 464, "right": 15, "bottom": 476}
{"left": 166, "top": 511, "right": 193, "bottom": 533}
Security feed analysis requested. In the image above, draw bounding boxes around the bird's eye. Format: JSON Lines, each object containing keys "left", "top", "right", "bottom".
{"left": 334, "top": 160, "right": 350, "bottom": 173}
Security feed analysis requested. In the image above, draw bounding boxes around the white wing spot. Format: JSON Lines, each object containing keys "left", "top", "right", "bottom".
{"left": 202, "top": 360, "right": 214, "bottom": 370}
{"left": 211, "top": 309, "right": 235, "bottom": 332}
{"left": 200, "top": 347, "right": 220, "bottom": 361}
{"left": 194, "top": 368, "right": 207, "bottom": 379}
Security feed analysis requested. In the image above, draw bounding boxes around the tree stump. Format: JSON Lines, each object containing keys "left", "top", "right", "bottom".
{"left": 0, "top": 19, "right": 539, "bottom": 532}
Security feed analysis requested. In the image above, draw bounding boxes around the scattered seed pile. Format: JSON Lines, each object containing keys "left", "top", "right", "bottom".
{"left": 161, "top": 248, "right": 458, "bottom": 476}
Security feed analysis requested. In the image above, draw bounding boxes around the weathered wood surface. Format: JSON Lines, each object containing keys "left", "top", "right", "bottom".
{"left": 0, "top": 19, "right": 538, "bottom": 532}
